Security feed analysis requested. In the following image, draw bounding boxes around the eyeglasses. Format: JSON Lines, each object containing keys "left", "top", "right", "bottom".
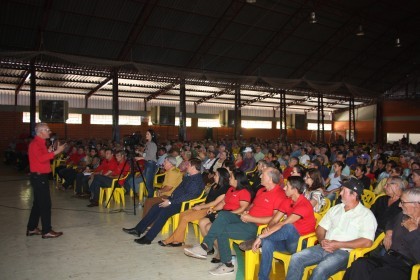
{"left": 399, "top": 201, "right": 420, "bottom": 206}
{"left": 43, "top": 128, "right": 51, "bottom": 132}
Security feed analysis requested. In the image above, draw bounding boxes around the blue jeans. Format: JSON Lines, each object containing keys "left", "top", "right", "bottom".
{"left": 124, "top": 173, "right": 144, "bottom": 193}
{"left": 258, "top": 224, "right": 300, "bottom": 280}
{"left": 286, "top": 245, "right": 349, "bottom": 280}
{"left": 203, "top": 211, "right": 258, "bottom": 264}
{"left": 144, "top": 161, "right": 157, "bottom": 198}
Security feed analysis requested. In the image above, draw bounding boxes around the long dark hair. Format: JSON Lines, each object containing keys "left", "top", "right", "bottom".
{"left": 215, "top": 167, "right": 230, "bottom": 190}
{"left": 232, "top": 169, "right": 254, "bottom": 199}
{"left": 306, "top": 168, "right": 324, "bottom": 191}
{"left": 147, "top": 129, "right": 157, "bottom": 144}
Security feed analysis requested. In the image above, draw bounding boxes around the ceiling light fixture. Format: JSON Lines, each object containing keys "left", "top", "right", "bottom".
{"left": 246, "top": 0, "right": 256, "bottom": 3}
{"left": 395, "top": 37, "right": 402, "bottom": 47}
{"left": 356, "top": 25, "right": 365, "bottom": 36}
{"left": 309, "top": 11, "right": 317, "bottom": 24}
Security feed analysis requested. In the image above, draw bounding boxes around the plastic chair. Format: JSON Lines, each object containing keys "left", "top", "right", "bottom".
{"left": 161, "top": 190, "right": 206, "bottom": 235}
{"left": 370, "top": 193, "right": 386, "bottom": 206}
{"left": 229, "top": 225, "right": 266, "bottom": 280}
{"left": 99, "top": 173, "right": 130, "bottom": 208}
{"left": 271, "top": 213, "right": 323, "bottom": 276}
{"left": 318, "top": 198, "right": 331, "bottom": 216}
{"left": 172, "top": 191, "right": 206, "bottom": 230}
{"left": 361, "top": 189, "right": 376, "bottom": 208}
{"left": 302, "top": 232, "right": 385, "bottom": 280}
{"left": 411, "top": 264, "right": 420, "bottom": 280}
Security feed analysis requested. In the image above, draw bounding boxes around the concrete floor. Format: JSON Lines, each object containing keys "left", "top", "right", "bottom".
{"left": 0, "top": 169, "right": 237, "bottom": 280}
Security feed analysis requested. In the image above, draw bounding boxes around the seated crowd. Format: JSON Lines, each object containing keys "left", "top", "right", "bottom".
{"left": 20, "top": 134, "right": 420, "bottom": 279}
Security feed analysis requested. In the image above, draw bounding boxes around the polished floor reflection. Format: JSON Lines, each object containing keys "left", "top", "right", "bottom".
{"left": 0, "top": 167, "right": 236, "bottom": 280}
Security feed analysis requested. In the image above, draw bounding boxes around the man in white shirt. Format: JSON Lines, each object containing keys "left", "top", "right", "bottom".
{"left": 286, "top": 178, "right": 377, "bottom": 280}
{"left": 299, "top": 148, "right": 311, "bottom": 165}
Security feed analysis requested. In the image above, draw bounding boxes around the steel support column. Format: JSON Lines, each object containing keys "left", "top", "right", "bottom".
{"left": 234, "top": 84, "right": 241, "bottom": 141}
{"left": 348, "top": 97, "right": 356, "bottom": 142}
{"left": 279, "top": 91, "right": 287, "bottom": 143}
{"left": 29, "top": 60, "right": 36, "bottom": 136}
{"left": 179, "top": 79, "right": 186, "bottom": 142}
{"left": 111, "top": 70, "right": 120, "bottom": 143}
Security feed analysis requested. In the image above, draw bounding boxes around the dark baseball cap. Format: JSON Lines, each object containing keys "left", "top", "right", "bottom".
{"left": 341, "top": 177, "right": 364, "bottom": 196}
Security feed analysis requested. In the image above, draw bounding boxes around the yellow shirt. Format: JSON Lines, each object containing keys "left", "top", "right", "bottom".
{"left": 161, "top": 167, "right": 183, "bottom": 196}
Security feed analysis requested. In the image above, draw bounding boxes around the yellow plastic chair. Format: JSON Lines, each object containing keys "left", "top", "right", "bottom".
{"left": 172, "top": 191, "right": 206, "bottom": 230}
{"left": 229, "top": 225, "right": 266, "bottom": 280}
{"left": 161, "top": 190, "right": 206, "bottom": 235}
{"left": 185, "top": 197, "right": 207, "bottom": 241}
{"left": 318, "top": 198, "right": 331, "bottom": 216}
{"left": 99, "top": 173, "right": 130, "bottom": 208}
{"left": 361, "top": 189, "right": 376, "bottom": 208}
{"left": 370, "top": 193, "right": 386, "bottom": 206}
{"left": 411, "top": 264, "right": 420, "bottom": 280}
{"left": 271, "top": 213, "right": 323, "bottom": 276}
{"left": 302, "top": 232, "right": 385, "bottom": 280}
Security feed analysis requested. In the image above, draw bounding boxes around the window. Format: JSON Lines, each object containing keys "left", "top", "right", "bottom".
{"left": 276, "top": 121, "right": 286, "bottom": 129}
{"left": 241, "top": 120, "right": 272, "bottom": 129}
{"left": 91, "top": 114, "right": 112, "bottom": 125}
{"left": 197, "top": 118, "right": 221, "bottom": 128}
{"left": 148, "top": 117, "right": 191, "bottom": 126}
{"left": 387, "top": 133, "right": 407, "bottom": 143}
{"left": 119, "top": 116, "right": 141, "bottom": 125}
{"left": 23, "top": 112, "right": 82, "bottom": 124}
{"left": 409, "top": 133, "right": 420, "bottom": 144}
{"left": 65, "top": 114, "right": 82, "bottom": 124}
{"left": 22, "top": 112, "right": 40, "bottom": 123}
{"left": 91, "top": 115, "right": 142, "bottom": 125}
{"left": 307, "top": 123, "right": 332, "bottom": 131}
{"left": 175, "top": 117, "right": 191, "bottom": 127}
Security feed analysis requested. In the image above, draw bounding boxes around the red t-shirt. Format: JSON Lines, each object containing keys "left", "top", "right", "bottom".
{"left": 28, "top": 136, "right": 55, "bottom": 173}
{"left": 279, "top": 195, "right": 316, "bottom": 235}
{"left": 114, "top": 159, "right": 130, "bottom": 185}
{"left": 249, "top": 185, "right": 286, "bottom": 223}
{"left": 283, "top": 167, "right": 293, "bottom": 180}
{"left": 223, "top": 186, "right": 251, "bottom": 211}
{"left": 95, "top": 157, "right": 118, "bottom": 175}
{"left": 67, "top": 152, "right": 85, "bottom": 165}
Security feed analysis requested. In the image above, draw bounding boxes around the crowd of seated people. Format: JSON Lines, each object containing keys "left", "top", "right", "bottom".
{"left": 10, "top": 132, "right": 420, "bottom": 278}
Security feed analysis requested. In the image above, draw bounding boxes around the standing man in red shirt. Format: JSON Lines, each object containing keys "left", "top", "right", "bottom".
{"left": 26, "top": 123, "right": 66, "bottom": 239}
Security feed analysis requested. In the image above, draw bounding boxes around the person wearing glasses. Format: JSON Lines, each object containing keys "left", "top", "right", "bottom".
{"left": 344, "top": 187, "right": 420, "bottom": 279}
{"left": 371, "top": 176, "right": 405, "bottom": 236}
{"left": 26, "top": 123, "right": 66, "bottom": 239}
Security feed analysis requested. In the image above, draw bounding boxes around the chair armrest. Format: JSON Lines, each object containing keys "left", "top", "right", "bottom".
{"left": 411, "top": 264, "right": 420, "bottom": 280}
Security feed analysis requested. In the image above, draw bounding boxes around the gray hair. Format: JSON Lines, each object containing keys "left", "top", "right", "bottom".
{"left": 388, "top": 176, "right": 406, "bottom": 191}
{"left": 266, "top": 167, "right": 281, "bottom": 184}
{"left": 165, "top": 156, "right": 177, "bottom": 167}
{"left": 34, "top": 122, "right": 48, "bottom": 135}
{"left": 402, "top": 187, "right": 420, "bottom": 201}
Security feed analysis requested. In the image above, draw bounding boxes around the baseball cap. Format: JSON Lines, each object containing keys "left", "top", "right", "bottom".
{"left": 358, "top": 153, "right": 370, "bottom": 160}
{"left": 341, "top": 177, "right": 364, "bottom": 196}
{"left": 243, "top": 147, "right": 253, "bottom": 153}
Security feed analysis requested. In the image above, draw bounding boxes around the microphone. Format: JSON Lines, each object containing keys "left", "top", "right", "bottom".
{"left": 50, "top": 135, "right": 56, "bottom": 151}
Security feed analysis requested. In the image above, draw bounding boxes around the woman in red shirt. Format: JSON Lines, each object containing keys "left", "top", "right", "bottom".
{"left": 198, "top": 169, "right": 252, "bottom": 263}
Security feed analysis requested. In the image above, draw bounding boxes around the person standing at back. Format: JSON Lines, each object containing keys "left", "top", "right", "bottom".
{"left": 26, "top": 123, "right": 66, "bottom": 239}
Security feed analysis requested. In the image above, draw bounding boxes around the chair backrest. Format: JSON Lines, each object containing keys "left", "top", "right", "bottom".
{"left": 361, "top": 189, "right": 376, "bottom": 208}
{"left": 318, "top": 198, "right": 331, "bottom": 216}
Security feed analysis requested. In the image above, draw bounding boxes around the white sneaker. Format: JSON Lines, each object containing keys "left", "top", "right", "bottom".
{"left": 209, "top": 263, "right": 234, "bottom": 275}
{"left": 184, "top": 244, "right": 208, "bottom": 259}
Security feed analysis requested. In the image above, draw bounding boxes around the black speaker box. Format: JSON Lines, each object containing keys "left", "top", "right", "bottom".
{"left": 39, "top": 100, "right": 69, "bottom": 123}
{"left": 151, "top": 106, "right": 176, "bottom": 125}
{"left": 295, "top": 114, "right": 306, "bottom": 129}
